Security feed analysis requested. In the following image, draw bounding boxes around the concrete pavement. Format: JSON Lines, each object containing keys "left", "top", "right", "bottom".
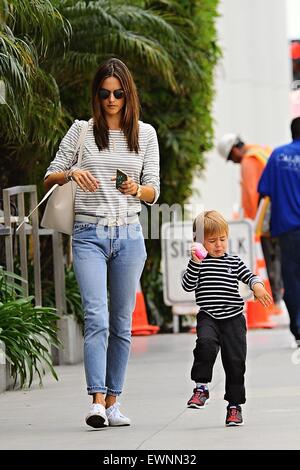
{"left": 0, "top": 312, "right": 300, "bottom": 450}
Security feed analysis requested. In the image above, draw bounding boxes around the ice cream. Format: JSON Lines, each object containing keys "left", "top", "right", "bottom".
{"left": 194, "top": 242, "right": 208, "bottom": 260}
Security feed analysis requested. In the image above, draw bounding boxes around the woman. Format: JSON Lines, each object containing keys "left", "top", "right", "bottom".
{"left": 44, "top": 58, "right": 160, "bottom": 428}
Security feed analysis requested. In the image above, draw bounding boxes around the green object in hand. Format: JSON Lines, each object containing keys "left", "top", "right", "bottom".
{"left": 116, "top": 169, "right": 128, "bottom": 188}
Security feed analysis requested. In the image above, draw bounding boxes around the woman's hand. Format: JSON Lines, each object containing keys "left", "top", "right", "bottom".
{"left": 253, "top": 283, "right": 273, "bottom": 307}
{"left": 111, "top": 176, "right": 138, "bottom": 196}
{"left": 72, "top": 169, "right": 100, "bottom": 192}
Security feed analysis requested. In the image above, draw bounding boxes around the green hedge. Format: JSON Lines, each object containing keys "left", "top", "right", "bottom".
{"left": 140, "top": 0, "right": 220, "bottom": 327}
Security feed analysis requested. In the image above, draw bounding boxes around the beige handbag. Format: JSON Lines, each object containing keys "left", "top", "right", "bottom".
{"left": 41, "top": 120, "right": 89, "bottom": 235}
{"left": 17, "top": 120, "right": 89, "bottom": 236}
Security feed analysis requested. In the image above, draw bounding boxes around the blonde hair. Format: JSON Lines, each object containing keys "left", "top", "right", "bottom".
{"left": 193, "top": 210, "right": 229, "bottom": 242}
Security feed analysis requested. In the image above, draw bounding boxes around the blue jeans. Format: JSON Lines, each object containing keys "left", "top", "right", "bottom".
{"left": 279, "top": 229, "right": 300, "bottom": 340}
{"left": 72, "top": 222, "right": 147, "bottom": 395}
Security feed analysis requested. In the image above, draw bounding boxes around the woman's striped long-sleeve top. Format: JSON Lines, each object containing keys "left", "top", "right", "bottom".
{"left": 181, "top": 253, "right": 262, "bottom": 319}
{"left": 44, "top": 119, "right": 160, "bottom": 217}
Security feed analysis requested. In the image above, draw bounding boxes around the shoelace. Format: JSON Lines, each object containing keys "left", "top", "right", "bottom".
{"left": 91, "top": 403, "right": 104, "bottom": 410}
{"left": 228, "top": 408, "right": 239, "bottom": 419}
{"left": 194, "top": 389, "right": 206, "bottom": 400}
{"left": 107, "top": 402, "right": 125, "bottom": 418}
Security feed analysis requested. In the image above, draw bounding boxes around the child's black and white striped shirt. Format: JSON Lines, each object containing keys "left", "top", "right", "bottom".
{"left": 181, "top": 253, "right": 262, "bottom": 319}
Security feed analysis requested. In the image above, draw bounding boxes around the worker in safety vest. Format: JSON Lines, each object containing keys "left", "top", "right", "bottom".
{"left": 217, "top": 134, "right": 283, "bottom": 312}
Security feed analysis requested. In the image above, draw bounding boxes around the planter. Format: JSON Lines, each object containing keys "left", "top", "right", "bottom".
{"left": 0, "top": 341, "right": 6, "bottom": 393}
{"left": 5, "top": 354, "right": 23, "bottom": 391}
{"left": 57, "top": 315, "right": 83, "bottom": 365}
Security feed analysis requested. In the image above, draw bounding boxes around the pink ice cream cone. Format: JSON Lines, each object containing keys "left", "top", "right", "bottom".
{"left": 194, "top": 242, "right": 208, "bottom": 260}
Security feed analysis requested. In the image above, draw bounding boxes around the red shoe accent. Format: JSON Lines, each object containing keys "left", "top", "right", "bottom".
{"left": 187, "top": 388, "right": 209, "bottom": 408}
{"left": 225, "top": 406, "right": 243, "bottom": 426}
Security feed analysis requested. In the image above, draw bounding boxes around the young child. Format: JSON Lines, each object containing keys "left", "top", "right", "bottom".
{"left": 182, "top": 210, "right": 272, "bottom": 426}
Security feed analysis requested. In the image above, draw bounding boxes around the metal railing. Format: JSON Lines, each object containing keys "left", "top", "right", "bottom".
{"left": 0, "top": 185, "right": 84, "bottom": 370}
{"left": 0, "top": 185, "right": 66, "bottom": 314}
{"left": 2, "top": 186, "right": 41, "bottom": 304}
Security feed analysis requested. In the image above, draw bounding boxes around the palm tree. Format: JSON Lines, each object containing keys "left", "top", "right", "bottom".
{"left": 46, "top": 0, "right": 198, "bottom": 118}
{"left": 1, "top": 0, "right": 199, "bottom": 188}
{"left": 0, "top": 0, "right": 71, "bottom": 146}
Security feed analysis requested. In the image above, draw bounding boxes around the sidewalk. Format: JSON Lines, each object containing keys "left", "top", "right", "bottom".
{"left": 0, "top": 315, "right": 300, "bottom": 450}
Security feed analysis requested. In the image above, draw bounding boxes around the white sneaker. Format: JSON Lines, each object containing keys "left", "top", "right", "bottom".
{"left": 290, "top": 337, "right": 300, "bottom": 349}
{"left": 85, "top": 403, "right": 108, "bottom": 428}
{"left": 106, "top": 403, "right": 131, "bottom": 426}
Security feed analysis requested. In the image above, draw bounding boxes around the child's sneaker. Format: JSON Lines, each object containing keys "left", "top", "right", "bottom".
{"left": 85, "top": 403, "right": 108, "bottom": 428}
{"left": 187, "top": 387, "right": 210, "bottom": 409}
{"left": 106, "top": 403, "right": 131, "bottom": 426}
{"left": 225, "top": 405, "right": 244, "bottom": 426}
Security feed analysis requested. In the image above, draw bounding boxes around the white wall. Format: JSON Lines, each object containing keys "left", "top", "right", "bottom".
{"left": 190, "top": 0, "right": 291, "bottom": 219}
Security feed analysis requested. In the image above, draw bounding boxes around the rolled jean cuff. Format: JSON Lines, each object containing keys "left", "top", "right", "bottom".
{"left": 87, "top": 386, "right": 107, "bottom": 395}
{"left": 106, "top": 388, "right": 122, "bottom": 396}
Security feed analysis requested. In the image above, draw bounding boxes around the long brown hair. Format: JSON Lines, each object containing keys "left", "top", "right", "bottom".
{"left": 91, "top": 58, "right": 140, "bottom": 153}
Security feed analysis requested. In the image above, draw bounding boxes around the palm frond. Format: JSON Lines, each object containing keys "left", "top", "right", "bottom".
{"left": 56, "top": 0, "right": 182, "bottom": 90}
{"left": 0, "top": 268, "right": 61, "bottom": 389}
{"left": 2, "top": 0, "right": 71, "bottom": 57}
{"left": 0, "top": 0, "right": 70, "bottom": 145}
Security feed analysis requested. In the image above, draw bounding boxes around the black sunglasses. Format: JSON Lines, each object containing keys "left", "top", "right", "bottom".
{"left": 99, "top": 88, "right": 124, "bottom": 100}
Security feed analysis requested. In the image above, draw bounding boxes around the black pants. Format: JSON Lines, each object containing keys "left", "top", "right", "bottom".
{"left": 261, "top": 236, "right": 283, "bottom": 304}
{"left": 191, "top": 312, "right": 247, "bottom": 404}
{"left": 279, "top": 229, "right": 300, "bottom": 340}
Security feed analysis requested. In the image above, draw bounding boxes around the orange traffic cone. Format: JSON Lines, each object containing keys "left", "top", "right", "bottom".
{"left": 271, "top": 302, "right": 284, "bottom": 316}
{"left": 245, "top": 235, "right": 276, "bottom": 329}
{"left": 131, "top": 283, "right": 160, "bottom": 336}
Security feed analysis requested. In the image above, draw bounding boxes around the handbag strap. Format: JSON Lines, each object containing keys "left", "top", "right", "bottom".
{"left": 74, "top": 119, "right": 90, "bottom": 168}
{"left": 16, "top": 120, "right": 89, "bottom": 232}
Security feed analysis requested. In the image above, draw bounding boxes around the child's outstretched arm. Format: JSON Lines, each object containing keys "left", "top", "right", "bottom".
{"left": 237, "top": 258, "right": 273, "bottom": 307}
